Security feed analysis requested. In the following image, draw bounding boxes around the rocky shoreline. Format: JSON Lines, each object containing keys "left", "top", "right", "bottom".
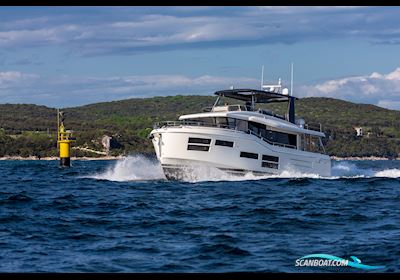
{"left": 330, "top": 156, "right": 398, "bottom": 161}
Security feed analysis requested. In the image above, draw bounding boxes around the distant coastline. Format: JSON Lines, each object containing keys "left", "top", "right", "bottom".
{"left": 0, "top": 155, "right": 398, "bottom": 161}
{"left": 1, "top": 96, "right": 400, "bottom": 160}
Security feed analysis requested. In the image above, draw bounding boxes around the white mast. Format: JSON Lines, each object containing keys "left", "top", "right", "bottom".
{"left": 261, "top": 65, "right": 264, "bottom": 90}
{"left": 290, "top": 62, "right": 294, "bottom": 96}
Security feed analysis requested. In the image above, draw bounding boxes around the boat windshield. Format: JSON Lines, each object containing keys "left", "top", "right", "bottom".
{"left": 228, "top": 105, "right": 247, "bottom": 111}
{"left": 212, "top": 104, "right": 247, "bottom": 112}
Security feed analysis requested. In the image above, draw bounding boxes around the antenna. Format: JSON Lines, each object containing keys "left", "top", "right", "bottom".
{"left": 290, "top": 62, "right": 294, "bottom": 96}
{"left": 261, "top": 65, "right": 264, "bottom": 90}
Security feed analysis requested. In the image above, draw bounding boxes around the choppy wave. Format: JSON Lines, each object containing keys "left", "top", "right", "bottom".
{"left": 87, "top": 156, "right": 400, "bottom": 182}
{"left": 1, "top": 158, "right": 399, "bottom": 272}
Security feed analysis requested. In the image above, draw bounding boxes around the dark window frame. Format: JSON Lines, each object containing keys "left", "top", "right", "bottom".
{"left": 262, "top": 155, "right": 279, "bottom": 163}
{"left": 187, "top": 145, "right": 210, "bottom": 152}
{"left": 188, "top": 137, "right": 211, "bottom": 144}
{"left": 262, "top": 162, "right": 279, "bottom": 169}
{"left": 215, "top": 140, "right": 234, "bottom": 147}
{"left": 240, "top": 151, "right": 258, "bottom": 160}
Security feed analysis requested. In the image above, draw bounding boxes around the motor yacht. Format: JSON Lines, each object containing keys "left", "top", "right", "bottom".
{"left": 149, "top": 78, "right": 331, "bottom": 180}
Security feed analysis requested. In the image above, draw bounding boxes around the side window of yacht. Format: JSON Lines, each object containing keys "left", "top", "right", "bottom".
{"left": 227, "top": 118, "right": 236, "bottom": 129}
{"left": 248, "top": 121, "right": 259, "bottom": 135}
{"left": 236, "top": 119, "right": 248, "bottom": 132}
{"left": 264, "top": 130, "right": 275, "bottom": 142}
{"left": 276, "top": 131, "right": 297, "bottom": 147}
{"left": 185, "top": 118, "right": 203, "bottom": 124}
{"left": 184, "top": 117, "right": 215, "bottom": 127}
{"left": 215, "top": 117, "right": 228, "bottom": 128}
{"left": 248, "top": 121, "right": 266, "bottom": 136}
{"left": 263, "top": 129, "right": 297, "bottom": 148}
{"left": 201, "top": 117, "right": 215, "bottom": 126}
{"left": 288, "top": 134, "right": 297, "bottom": 147}
{"left": 274, "top": 132, "right": 287, "bottom": 144}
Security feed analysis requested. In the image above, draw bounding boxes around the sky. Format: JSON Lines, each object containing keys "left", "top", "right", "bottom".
{"left": 1, "top": 6, "right": 400, "bottom": 109}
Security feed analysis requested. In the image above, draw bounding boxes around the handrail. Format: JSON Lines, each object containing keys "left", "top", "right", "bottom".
{"left": 154, "top": 121, "right": 236, "bottom": 130}
{"left": 154, "top": 120, "right": 297, "bottom": 149}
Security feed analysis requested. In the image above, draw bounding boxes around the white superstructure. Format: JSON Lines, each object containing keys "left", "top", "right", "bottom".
{"left": 149, "top": 78, "right": 331, "bottom": 180}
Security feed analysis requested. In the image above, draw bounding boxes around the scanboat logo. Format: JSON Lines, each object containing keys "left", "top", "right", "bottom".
{"left": 295, "top": 254, "right": 385, "bottom": 270}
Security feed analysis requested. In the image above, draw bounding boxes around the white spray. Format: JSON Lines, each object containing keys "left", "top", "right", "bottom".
{"left": 89, "top": 155, "right": 165, "bottom": 182}
{"left": 87, "top": 156, "right": 400, "bottom": 182}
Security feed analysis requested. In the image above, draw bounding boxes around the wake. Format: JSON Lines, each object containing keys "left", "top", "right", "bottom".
{"left": 86, "top": 156, "right": 400, "bottom": 182}
{"left": 331, "top": 161, "right": 400, "bottom": 178}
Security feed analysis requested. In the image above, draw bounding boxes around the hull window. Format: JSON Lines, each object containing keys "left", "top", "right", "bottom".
{"left": 188, "top": 145, "right": 210, "bottom": 152}
{"left": 262, "top": 155, "right": 279, "bottom": 163}
{"left": 188, "top": 137, "right": 211, "bottom": 144}
{"left": 215, "top": 140, "right": 234, "bottom": 147}
{"left": 240, "top": 152, "right": 258, "bottom": 160}
{"left": 262, "top": 162, "right": 279, "bottom": 169}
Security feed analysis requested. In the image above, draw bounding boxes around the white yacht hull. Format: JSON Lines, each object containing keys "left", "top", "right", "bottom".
{"left": 150, "top": 126, "right": 331, "bottom": 180}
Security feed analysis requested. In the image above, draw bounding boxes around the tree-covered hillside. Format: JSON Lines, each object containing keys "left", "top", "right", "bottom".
{"left": 1, "top": 95, "right": 400, "bottom": 158}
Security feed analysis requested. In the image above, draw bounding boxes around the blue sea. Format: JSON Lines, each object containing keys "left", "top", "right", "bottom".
{"left": 0, "top": 156, "right": 399, "bottom": 272}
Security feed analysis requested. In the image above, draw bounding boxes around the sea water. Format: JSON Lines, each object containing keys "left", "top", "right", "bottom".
{"left": 0, "top": 157, "right": 399, "bottom": 272}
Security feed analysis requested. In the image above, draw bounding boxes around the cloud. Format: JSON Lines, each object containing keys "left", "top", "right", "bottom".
{"left": 1, "top": 7, "right": 400, "bottom": 55}
{"left": 0, "top": 25, "right": 79, "bottom": 48}
{"left": 0, "top": 71, "right": 38, "bottom": 88}
{"left": 0, "top": 71, "right": 258, "bottom": 107}
{"left": 298, "top": 67, "right": 400, "bottom": 110}
{"left": 255, "top": 6, "right": 362, "bottom": 13}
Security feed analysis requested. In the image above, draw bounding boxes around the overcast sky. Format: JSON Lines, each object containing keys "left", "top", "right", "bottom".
{"left": 1, "top": 6, "right": 400, "bottom": 109}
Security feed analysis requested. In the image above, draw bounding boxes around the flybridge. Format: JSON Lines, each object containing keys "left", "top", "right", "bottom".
{"left": 214, "top": 88, "right": 298, "bottom": 103}
{"left": 212, "top": 64, "right": 297, "bottom": 124}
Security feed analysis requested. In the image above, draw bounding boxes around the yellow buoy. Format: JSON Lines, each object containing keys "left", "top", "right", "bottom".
{"left": 57, "top": 109, "right": 75, "bottom": 167}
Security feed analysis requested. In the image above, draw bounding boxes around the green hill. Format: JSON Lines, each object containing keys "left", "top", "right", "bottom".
{"left": 1, "top": 95, "right": 400, "bottom": 158}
